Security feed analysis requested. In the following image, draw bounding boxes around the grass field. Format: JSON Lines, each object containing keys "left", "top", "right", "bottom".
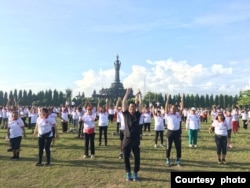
{"left": 0, "top": 117, "right": 249, "bottom": 188}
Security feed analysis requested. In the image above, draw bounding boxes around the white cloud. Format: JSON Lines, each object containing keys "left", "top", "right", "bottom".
{"left": 74, "top": 69, "right": 115, "bottom": 97}
{"left": 211, "top": 64, "right": 232, "bottom": 74}
{"left": 73, "top": 58, "right": 249, "bottom": 98}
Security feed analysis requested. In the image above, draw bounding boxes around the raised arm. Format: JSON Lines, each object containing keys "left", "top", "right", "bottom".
{"left": 115, "top": 97, "right": 122, "bottom": 110}
{"left": 179, "top": 94, "right": 184, "bottom": 115}
{"left": 137, "top": 90, "right": 142, "bottom": 113}
{"left": 105, "top": 98, "right": 109, "bottom": 111}
{"left": 165, "top": 93, "right": 169, "bottom": 114}
{"left": 122, "top": 88, "right": 131, "bottom": 112}
{"left": 97, "top": 98, "right": 100, "bottom": 110}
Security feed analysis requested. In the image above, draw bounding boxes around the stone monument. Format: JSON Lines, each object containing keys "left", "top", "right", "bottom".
{"left": 92, "top": 55, "right": 134, "bottom": 101}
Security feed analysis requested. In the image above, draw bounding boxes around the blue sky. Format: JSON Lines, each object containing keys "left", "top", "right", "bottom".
{"left": 1, "top": 0, "right": 250, "bottom": 98}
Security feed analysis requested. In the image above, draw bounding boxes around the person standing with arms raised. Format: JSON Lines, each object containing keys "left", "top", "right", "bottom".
{"left": 34, "top": 107, "right": 59, "bottom": 166}
{"left": 122, "top": 88, "right": 142, "bottom": 181}
{"left": 97, "top": 98, "right": 109, "bottom": 147}
{"left": 165, "top": 93, "right": 184, "bottom": 166}
{"left": 82, "top": 103, "right": 96, "bottom": 159}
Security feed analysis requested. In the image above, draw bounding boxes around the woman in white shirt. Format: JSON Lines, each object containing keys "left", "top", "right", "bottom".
{"left": 209, "top": 113, "right": 228, "bottom": 164}
{"left": 152, "top": 109, "right": 165, "bottom": 148}
{"left": 97, "top": 98, "right": 109, "bottom": 146}
{"left": 186, "top": 107, "right": 200, "bottom": 148}
{"left": 81, "top": 103, "right": 96, "bottom": 158}
{"left": 34, "top": 107, "right": 59, "bottom": 166}
{"left": 8, "top": 111, "right": 26, "bottom": 160}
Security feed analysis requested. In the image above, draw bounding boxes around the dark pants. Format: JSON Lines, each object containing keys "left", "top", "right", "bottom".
{"left": 28, "top": 117, "right": 31, "bottom": 129}
{"left": 116, "top": 122, "right": 120, "bottom": 133}
{"left": 62, "top": 121, "right": 68, "bottom": 132}
{"left": 215, "top": 135, "right": 227, "bottom": 155}
{"left": 155, "top": 130, "right": 164, "bottom": 145}
{"left": 78, "top": 121, "right": 83, "bottom": 138}
{"left": 123, "top": 139, "right": 140, "bottom": 173}
{"left": 99, "top": 126, "right": 108, "bottom": 145}
{"left": 166, "top": 129, "right": 181, "bottom": 159}
{"left": 38, "top": 136, "right": 52, "bottom": 164}
{"left": 243, "top": 120, "right": 248, "bottom": 129}
{"left": 143, "top": 123, "right": 151, "bottom": 132}
{"left": 21, "top": 117, "right": 27, "bottom": 127}
{"left": 84, "top": 133, "right": 95, "bottom": 156}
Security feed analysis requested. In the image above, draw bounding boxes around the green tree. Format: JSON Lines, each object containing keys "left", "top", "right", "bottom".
{"left": 237, "top": 90, "right": 250, "bottom": 108}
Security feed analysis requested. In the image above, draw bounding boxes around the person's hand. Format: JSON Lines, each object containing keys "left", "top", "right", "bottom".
{"left": 208, "top": 127, "right": 212, "bottom": 133}
{"left": 127, "top": 88, "right": 132, "bottom": 94}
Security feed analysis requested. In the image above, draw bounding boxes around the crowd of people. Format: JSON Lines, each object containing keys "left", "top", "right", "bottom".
{"left": 1, "top": 91, "right": 250, "bottom": 181}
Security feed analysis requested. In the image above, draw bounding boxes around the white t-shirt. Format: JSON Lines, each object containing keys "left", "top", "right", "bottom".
{"left": 164, "top": 113, "right": 182, "bottom": 131}
{"left": 143, "top": 112, "right": 151, "bottom": 123}
{"left": 98, "top": 112, "right": 108, "bottom": 126}
{"left": 154, "top": 115, "right": 165, "bottom": 131}
{"left": 30, "top": 113, "right": 38, "bottom": 124}
{"left": 36, "top": 116, "right": 56, "bottom": 137}
{"left": 225, "top": 116, "right": 232, "bottom": 130}
{"left": 8, "top": 118, "right": 25, "bottom": 138}
{"left": 212, "top": 120, "right": 228, "bottom": 136}
{"left": 118, "top": 112, "right": 125, "bottom": 130}
{"left": 186, "top": 114, "right": 200, "bottom": 130}
{"left": 82, "top": 113, "right": 96, "bottom": 130}
{"left": 231, "top": 109, "right": 239, "bottom": 121}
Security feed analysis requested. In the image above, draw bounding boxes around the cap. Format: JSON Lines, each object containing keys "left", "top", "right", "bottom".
{"left": 191, "top": 107, "right": 196, "bottom": 111}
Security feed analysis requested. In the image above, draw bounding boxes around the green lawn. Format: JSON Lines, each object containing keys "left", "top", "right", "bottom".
{"left": 0, "top": 118, "right": 249, "bottom": 188}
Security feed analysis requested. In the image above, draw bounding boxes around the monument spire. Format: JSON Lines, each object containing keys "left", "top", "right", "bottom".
{"left": 114, "top": 54, "right": 121, "bottom": 83}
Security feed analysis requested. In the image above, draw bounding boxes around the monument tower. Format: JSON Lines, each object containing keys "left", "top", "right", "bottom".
{"left": 92, "top": 55, "right": 133, "bottom": 101}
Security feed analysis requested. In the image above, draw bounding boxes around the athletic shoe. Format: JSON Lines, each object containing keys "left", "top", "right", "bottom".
{"left": 91, "top": 155, "right": 95, "bottom": 159}
{"left": 126, "top": 172, "right": 132, "bottom": 181}
{"left": 194, "top": 145, "right": 197, "bottom": 148}
{"left": 189, "top": 144, "right": 193, "bottom": 148}
{"left": 160, "top": 144, "right": 164, "bottom": 147}
{"left": 119, "top": 153, "right": 124, "bottom": 159}
{"left": 176, "top": 159, "right": 181, "bottom": 166}
{"left": 222, "top": 159, "right": 226, "bottom": 164}
{"left": 35, "top": 162, "right": 43, "bottom": 166}
{"left": 133, "top": 173, "right": 138, "bottom": 181}
{"left": 218, "top": 159, "right": 222, "bottom": 164}
{"left": 10, "top": 155, "right": 17, "bottom": 160}
{"left": 166, "top": 159, "right": 170, "bottom": 166}
{"left": 154, "top": 144, "right": 157, "bottom": 148}
{"left": 83, "top": 155, "right": 88, "bottom": 159}
{"left": 45, "top": 163, "right": 50, "bottom": 166}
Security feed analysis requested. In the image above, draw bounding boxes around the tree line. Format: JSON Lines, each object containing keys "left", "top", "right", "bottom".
{"left": 1, "top": 88, "right": 250, "bottom": 109}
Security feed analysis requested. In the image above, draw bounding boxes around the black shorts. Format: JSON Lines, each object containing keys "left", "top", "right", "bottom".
{"left": 10, "top": 136, "right": 22, "bottom": 150}
{"left": 119, "top": 130, "right": 124, "bottom": 141}
{"left": 52, "top": 127, "right": 55, "bottom": 138}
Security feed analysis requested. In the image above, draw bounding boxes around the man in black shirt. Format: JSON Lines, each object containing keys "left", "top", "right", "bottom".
{"left": 122, "top": 88, "right": 142, "bottom": 181}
